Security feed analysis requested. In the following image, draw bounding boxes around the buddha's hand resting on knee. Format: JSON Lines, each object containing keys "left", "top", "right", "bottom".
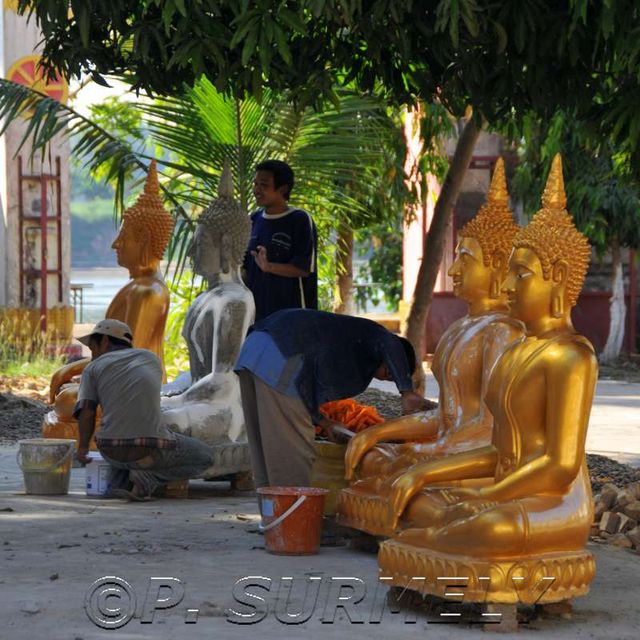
{"left": 440, "top": 492, "right": 499, "bottom": 524}
{"left": 387, "top": 468, "right": 433, "bottom": 531}
{"left": 344, "top": 429, "right": 383, "bottom": 480}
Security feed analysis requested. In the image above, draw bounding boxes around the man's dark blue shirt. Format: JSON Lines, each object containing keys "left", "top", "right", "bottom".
{"left": 235, "top": 309, "right": 413, "bottom": 422}
{"left": 243, "top": 207, "right": 318, "bottom": 321}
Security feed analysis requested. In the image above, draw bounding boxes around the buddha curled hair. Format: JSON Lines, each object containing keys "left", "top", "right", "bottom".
{"left": 513, "top": 154, "right": 591, "bottom": 307}
{"left": 198, "top": 161, "right": 250, "bottom": 266}
{"left": 122, "top": 161, "right": 174, "bottom": 260}
{"left": 459, "top": 158, "right": 519, "bottom": 273}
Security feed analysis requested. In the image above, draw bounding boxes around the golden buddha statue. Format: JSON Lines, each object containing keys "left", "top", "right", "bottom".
{"left": 43, "top": 161, "right": 174, "bottom": 445}
{"left": 338, "top": 158, "right": 524, "bottom": 535}
{"left": 377, "top": 154, "right": 597, "bottom": 605}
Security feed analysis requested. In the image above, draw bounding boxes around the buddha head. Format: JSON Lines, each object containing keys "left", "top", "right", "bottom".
{"left": 111, "top": 161, "right": 175, "bottom": 273}
{"left": 448, "top": 158, "right": 519, "bottom": 307}
{"left": 189, "top": 161, "right": 250, "bottom": 282}
{"left": 504, "top": 154, "right": 591, "bottom": 329}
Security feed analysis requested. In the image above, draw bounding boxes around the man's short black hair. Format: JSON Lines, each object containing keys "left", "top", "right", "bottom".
{"left": 255, "top": 159, "right": 295, "bottom": 200}
{"left": 397, "top": 336, "right": 417, "bottom": 375}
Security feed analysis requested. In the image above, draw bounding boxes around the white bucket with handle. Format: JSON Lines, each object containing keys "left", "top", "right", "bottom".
{"left": 16, "top": 438, "right": 76, "bottom": 495}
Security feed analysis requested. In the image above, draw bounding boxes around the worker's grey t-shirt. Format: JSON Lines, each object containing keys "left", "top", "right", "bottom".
{"left": 76, "top": 348, "right": 174, "bottom": 442}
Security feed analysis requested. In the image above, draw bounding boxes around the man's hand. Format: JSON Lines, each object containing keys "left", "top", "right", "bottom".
{"left": 250, "top": 247, "right": 310, "bottom": 278}
{"left": 400, "top": 390, "right": 430, "bottom": 415}
{"left": 75, "top": 446, "right": 92, "bottom": 465}
{"left": 317, "top": 417, "right": 352, "bottom": 443}
{"left": 251, "top": 245, "right": 270, "bottom": 272}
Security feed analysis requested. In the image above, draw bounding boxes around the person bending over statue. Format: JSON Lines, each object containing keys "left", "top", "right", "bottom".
{"left": 383, "top": 155, "right": 597, "bottom": 559}
{"left": 234, "top": 309, "right": 429, "bottom": 489}
{"left": 243, "top": 160, "right": 318, "bottom": 321}
{"left": 74, "top": 320, "right": 214, "bottom": 500}
{"left": 343, "top": 159, "right": 523, "bottom": 492}
{"left": 44, "top": 162, "right": 174, "bottom": 444}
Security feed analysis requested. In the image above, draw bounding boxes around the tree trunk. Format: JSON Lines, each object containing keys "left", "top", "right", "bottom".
{"left": 403, "top": 117, "right": 480, "bottom": 356}
{"left": 333, "top": 220, "right": 354, "bottom": 314}
{"left": 601, "top": 239, "right": 626, "bottom": 364}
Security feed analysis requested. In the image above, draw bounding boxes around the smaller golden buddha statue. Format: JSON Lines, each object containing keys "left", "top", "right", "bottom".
{"left": 377, "top": 154, "right": 597, "bottom": 605}
{"left": 338, "top": 158, "right": 524, "bottom": 535}
{"left": 43, "top": 161, "right": 174, "bottom": 445}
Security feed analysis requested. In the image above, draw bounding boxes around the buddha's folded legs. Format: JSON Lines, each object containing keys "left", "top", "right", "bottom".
{"left": 398, "top": 468, "right": 593, "bottom": 558}
{"left": 400, "top": 499, "right": 527, "bottom": 558}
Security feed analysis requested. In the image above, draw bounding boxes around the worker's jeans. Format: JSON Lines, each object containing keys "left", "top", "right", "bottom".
{"left": 101, "top": 432, "right": 215, "bottom": 496}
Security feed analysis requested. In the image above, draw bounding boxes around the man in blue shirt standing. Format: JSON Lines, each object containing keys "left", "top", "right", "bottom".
{"left": 243, "top": 160, "right": 317, "bottom": 321}
{"left": 235, "top": 309, "right": 429, "bottom": 488}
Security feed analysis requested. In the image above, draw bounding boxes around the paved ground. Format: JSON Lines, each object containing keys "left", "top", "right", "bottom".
{"left": 1, "top": 463, "right": 639, "bottom": 640}
{"left": 1, "top": 376, "right": 639, "bottom": 638}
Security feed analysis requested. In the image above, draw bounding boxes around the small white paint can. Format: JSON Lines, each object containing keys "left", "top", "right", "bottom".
{"left": 85, "top": 452, "right": 111, "bottom": 496}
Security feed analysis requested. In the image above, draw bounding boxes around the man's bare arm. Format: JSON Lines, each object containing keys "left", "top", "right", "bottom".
{"left": 251, "top": 246, "right": 310, "bottom": 277}
{"left": 76, "top": 406, "right": 97, "bottom": 464}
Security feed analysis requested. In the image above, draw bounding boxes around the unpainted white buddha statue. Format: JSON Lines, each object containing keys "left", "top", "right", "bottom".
{"left": 161, "top": 163, "right": 255, "bottom": 450}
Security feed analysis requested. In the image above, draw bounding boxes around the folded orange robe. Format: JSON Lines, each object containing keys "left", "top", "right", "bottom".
{"left": 318, "top": 398, "right": 384, "bottom": 435}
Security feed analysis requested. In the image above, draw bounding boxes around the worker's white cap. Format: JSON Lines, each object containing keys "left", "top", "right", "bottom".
{"left": 77, "top": 319, "right": 133, "bottom": 346}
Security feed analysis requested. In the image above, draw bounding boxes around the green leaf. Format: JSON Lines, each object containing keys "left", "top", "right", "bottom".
{"left": 279, "top": 8, "right": 306, "bottom": 35}
{"left": 229, "top": 16, "right": 259, "bottom": 49}
{"left": 78, "top": 8, "right": 90, "bottom": 48}
{"left": 175, "top": 0, "right": 187, "bottom": 18}
{"left": 241, "top": 28, "right": 258, "bottom": 65}
{"left": 492, "top": 20, "right": 508, "bottom": 53}
{"left": 273, "top": 25, "right": 293, "bottom": 66}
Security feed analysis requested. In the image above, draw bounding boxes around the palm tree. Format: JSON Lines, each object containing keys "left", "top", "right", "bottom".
{"left": 0, "top": 77, "right": 405, "bottom": 300}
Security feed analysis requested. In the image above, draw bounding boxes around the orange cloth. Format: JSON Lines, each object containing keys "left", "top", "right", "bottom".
{"left": 318, "top": 398, "right": 384, "bottom": 435}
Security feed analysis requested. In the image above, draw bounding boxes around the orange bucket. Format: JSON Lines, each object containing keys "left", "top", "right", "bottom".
{"left": 257, "top": 486, "right": 329, "bottom": 555}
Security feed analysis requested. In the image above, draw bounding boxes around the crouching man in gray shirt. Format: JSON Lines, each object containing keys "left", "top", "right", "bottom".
{"left": 74, "top": 319, "right": 214, "bottom": 500}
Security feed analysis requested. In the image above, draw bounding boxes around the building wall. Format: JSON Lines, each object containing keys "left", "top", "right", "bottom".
{"left": 402, "top": 128, "right": 507, "bottom": 303}
{"left": 1, "top": 3, "right": 71, "bottom": 310}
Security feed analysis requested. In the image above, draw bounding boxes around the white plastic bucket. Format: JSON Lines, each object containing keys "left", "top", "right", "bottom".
{"left": 17, "top": 438, "right": 75, "bottom": 495}
{"left": 85, "top": 452, "right": 111, "bottom": 496}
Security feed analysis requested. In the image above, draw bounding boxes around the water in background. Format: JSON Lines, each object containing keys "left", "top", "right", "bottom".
{"left": 71, "top": 268, "right": 129, "bottom": 323}
{"left": 71, "top": 265, "right": 389, "bottom": 324}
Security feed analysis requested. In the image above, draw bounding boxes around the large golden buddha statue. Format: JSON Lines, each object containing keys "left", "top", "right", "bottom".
{"left": 377, "top": 154, "right": 597, "bottom": 606}
{"left": 338, "top": 158, "right": 524, "bottom": 535}
{"left": 43, "top": 161, "right": 174, "bottom": 444}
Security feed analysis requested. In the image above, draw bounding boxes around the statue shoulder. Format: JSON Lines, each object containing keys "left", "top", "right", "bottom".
{"left": 541, "top": 333, "right": 597, "bottom": 372}
{"left": 128, "top": 277, "right": 170, "bottom": 303}
{"left": 485, "top": 314, "right": 526, "bottom": 341}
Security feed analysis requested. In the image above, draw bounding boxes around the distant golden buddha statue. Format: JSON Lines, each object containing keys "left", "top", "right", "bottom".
{"left": 377, "top": 154, "right": 597, "bottom": 605}
{"left": 43, "top": 161, "right": 174, "bottom": 445}
{"left": 338, "top": 158, "right": 524, "bottom": 535}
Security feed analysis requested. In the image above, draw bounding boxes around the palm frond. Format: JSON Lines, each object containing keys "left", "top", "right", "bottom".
{"left": 0, "top": 79, "right": 151, "bottom": 218}
{"left": 0, "top": 76, "right": 404, "bottom": 287}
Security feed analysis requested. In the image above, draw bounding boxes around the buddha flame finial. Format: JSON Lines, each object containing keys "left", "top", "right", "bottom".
{"left": 198, "top": 160, "right": 250, "bottom": 267}
{"left": 219, "top": 159, "right": 234, "bottom": 198}
{"left": 514, "top": 153, "right": 591, "bottom": 306}
{"left": 541, "top": 153, "right": 567, "bottom": 210}
{"left": 459, "top": 156, "right": 519, "bottom": 269}
{"left": 144, "top": 159, "right": 159, "bottom": 196}
{"left": 487, "top": 157, "right": 508, "bottom": 205}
